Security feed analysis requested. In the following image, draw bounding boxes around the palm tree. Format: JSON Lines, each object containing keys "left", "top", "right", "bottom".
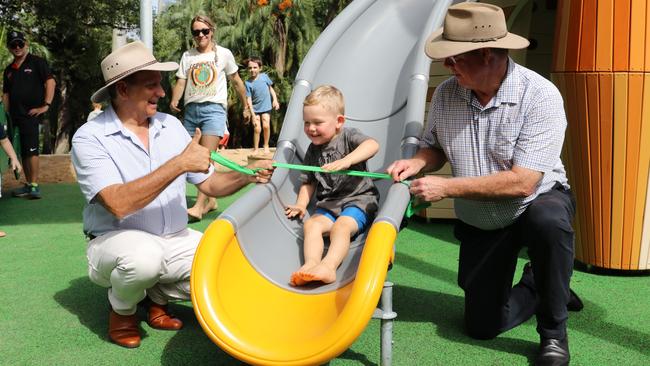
{"left": 213, "top": 0, "right": 318, "bottom": 78}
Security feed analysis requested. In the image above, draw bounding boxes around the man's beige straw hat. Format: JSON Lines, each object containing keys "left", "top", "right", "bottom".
{"left": 425, "top": 2, "right": 529, "bottom": 60}
{"left": 91, "top": 41, "right": 178, "bottom": 102}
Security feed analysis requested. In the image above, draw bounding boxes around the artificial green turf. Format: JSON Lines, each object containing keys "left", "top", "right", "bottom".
{"left": 0, "top": 183, "right": 648, "bottom": 365}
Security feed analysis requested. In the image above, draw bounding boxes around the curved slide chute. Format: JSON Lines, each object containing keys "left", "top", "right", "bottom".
{"left": 191, "top": 0, "right": 458, "bottom": 364}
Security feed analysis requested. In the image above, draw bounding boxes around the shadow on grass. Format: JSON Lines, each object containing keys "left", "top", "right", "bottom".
{"left": 337, "top": 349, "right": 376, "bottom": 366}
{"left": 53, "top": 277, "right": 153, "bottom": 344}
{"left": 574, "top": 261, "right": 650, "bottom": 276}
{"left": 394, "top": 285, "right": 538, "bottom": 364}
{"left": 160, "top": 304, "right": 246, "bottom": 365}
{"left": 391, "top": 262, "right": 650, "bottom": 362}
{"left": 161, "top": 311, "right": 377, "bottom": 366}
{"left": 160, "top": 304, "right": 376, "bottom": 365}
{"left": 397, "top": 252, "right": 458, "bottom": 286}
{"left": 569, "top": 299, "right": 650, "bottom": 357}
{"left": 53, "top": 277, "right": 111, "bottom": 342}
{"left": 53, "top": 277, "right": 237, "bottom": 362}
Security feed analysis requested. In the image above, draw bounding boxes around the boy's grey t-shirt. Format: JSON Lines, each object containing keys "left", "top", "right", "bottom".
{"left": 300, "top": 127, "right": 379, "bottom": 217}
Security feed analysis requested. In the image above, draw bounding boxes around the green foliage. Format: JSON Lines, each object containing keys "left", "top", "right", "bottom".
{"left": 154, "top": 0, "right": 351, "bottom": 148}
{"left": 0, "top": 0, "right": 138, "bottom": 152}
{"left": 0, "top": 0, "right": 352, "bottom": 150}
{"left": 313, "top": 0, "right": 352, "bottom": 28}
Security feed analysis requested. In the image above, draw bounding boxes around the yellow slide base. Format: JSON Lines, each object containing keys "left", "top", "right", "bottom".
{"left": 191, "top": 219, "right": 397, "bottom": 365}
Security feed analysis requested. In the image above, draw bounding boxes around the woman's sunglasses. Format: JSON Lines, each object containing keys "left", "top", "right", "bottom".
{"left": 9, "top": 41, "right": 25, "bottom": 49}
{"left": 191, "top": 28, "right": 211, "bottom": 37}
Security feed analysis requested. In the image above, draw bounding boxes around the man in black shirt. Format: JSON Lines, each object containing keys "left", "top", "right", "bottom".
{"left": 2, "top": 31, "right": 56, "bottom": 199}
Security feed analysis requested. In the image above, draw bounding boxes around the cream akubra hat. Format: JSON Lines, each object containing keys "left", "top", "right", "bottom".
{"left": 91, "top": 41, "right": 178, "bottom": 102}
{"left": 424, "top": 2, "right": 529, "bottom": 60}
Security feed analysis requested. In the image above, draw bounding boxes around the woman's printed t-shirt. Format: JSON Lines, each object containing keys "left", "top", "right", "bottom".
{"left": 245, "top": 72, "right": 273, "bottom": 113}
{"left": 176, "top": 46, "right": 238, "bottom": 107}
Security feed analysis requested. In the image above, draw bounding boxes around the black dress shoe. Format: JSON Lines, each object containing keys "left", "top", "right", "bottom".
{"left": 535, "top": 337, "right": 570, "bottom": 366}
{"left": 567, "top": 289, "right": 583, "bottom": 312}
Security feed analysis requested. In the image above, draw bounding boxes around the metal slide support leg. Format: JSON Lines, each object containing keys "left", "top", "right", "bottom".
{"left": 373, "top": 281, "right": 397, "bottom": 366}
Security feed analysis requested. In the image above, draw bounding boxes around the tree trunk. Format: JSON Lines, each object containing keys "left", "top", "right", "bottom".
{"left": 54, "top": 132, "right": 70, "bottom": 154}
{"left": 273, "top": 17, "right": 287, "bottom": 77}
{"left": 41, "top": 118, "right": 52, "bottom": 154}
{"left": 53, "top": 74, "right": 71, "bottom": 154}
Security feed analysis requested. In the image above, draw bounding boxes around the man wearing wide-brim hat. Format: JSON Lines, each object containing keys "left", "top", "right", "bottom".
{"left": 388, "top": 3, "right": 581, "bottom": 365}
{"left": 71, "top": 41, "right": 273, "bottom": 348}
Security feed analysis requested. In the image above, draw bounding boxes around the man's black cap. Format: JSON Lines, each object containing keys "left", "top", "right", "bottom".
{"left": 7, "top": 31, "right": 26, "bottom": 46}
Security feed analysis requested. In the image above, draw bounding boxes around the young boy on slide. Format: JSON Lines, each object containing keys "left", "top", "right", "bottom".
{"left": 285, "top": 85, "right": 379, "bottom": 286}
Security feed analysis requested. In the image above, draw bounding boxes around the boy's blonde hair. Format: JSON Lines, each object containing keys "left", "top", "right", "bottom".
{"left": 303, "top": 85, "right": 345, "bottom": 115}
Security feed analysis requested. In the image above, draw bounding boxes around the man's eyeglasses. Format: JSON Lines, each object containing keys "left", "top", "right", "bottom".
{"left": 191, "top": 28, "right": 211, "bottom": 37}
{"left": 444, "top": 55, "right": 458, "bottom": 66}
{"left": 9, "top": 41, "right": 25, "bottom": 50}
{"left": 444, "top": 51, "right": 476, "bottom": 66}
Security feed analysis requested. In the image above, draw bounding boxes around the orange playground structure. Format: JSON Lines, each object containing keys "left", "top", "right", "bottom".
{"left": 551, "top": 0, "right": 650, "bottom": 270}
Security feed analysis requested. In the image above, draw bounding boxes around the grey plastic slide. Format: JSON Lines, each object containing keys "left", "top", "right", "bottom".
{"left": 219, "top": 0, "right": 459, "bottom": 294}
{"left": 190, "top": 1, "right": 463, "bottom": 364}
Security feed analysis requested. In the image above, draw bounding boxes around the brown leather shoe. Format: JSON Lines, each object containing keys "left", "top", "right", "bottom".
{"left": 108, "top": 310, "right": 141, "bottom": 348}
{"left": 148, "top": 302, "right": 183, "bottom": 330}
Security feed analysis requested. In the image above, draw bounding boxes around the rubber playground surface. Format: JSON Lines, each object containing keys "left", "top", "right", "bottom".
{"left": 0, "top": 183, "right": 648, "bottom": 365}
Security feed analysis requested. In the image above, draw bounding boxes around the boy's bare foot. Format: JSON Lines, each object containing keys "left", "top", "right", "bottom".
{"left": 303, "top": 263, "right": 337, "bottom": 284}
{"left": 292, "top": 264, "right": 337, "bottom": 285}
{"left": 289, "top": 271, "right": 307, "bottom": 286}
{"left": 289, "top": 262, "right": 317, "bottom": 286}
{"left": 187, "top": 207, "right": 202, "bottom": 222}
{"left": 263, "top": 146, "right": 271, "bottom": 154}
{"left": 251, "top": 149, "right": 259, "bottom": 156}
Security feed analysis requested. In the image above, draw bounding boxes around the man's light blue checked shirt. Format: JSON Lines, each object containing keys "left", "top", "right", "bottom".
{"left": 420, "top": 59, "right": 569, "bottom": 230}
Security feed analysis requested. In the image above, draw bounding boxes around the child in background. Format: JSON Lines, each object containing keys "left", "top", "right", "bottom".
{"left": 87, "top": 102, "right": 103, "bottom": 121}
{"left": 245, "top": 56, "right": 279, "bottom": 155}
{"left": 285, "top": 85, "right": 379, "bottom": 286}
{"left": 0, "top": 124, "right": 22, "bottom": 237}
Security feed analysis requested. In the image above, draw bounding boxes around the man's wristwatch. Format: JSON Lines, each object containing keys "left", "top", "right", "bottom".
{"left": 44, "top": 102, "right": 51, "bottom": 108}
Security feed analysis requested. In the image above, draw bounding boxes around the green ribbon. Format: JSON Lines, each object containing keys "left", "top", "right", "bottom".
{"left": 210, "top": 151, "right": 430, "bottom": 218}
{"left": 271, "top": 161, "right": 394, "bottom": 180}
{"left": 405, "top": 199, "right": 430, "bottom": 218}
{"left": 210, "top": 151, "right": 259, "bottom": 175}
